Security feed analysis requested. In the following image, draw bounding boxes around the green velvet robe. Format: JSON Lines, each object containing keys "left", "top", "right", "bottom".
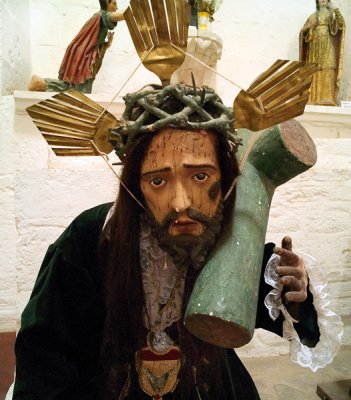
{"left": 13, "top": 203, "right": 319, "bottom": 399}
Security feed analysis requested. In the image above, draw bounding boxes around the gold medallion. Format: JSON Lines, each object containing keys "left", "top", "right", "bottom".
{"left": 135, "top": 344, "right": 182, "bottom": 400}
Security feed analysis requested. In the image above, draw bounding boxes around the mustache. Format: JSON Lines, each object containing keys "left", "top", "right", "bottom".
{"left": 143, "top": 203, "right": 224, "bottom": 270}
{"left": 158, "top": 208, "right": 221, "bottom": 235}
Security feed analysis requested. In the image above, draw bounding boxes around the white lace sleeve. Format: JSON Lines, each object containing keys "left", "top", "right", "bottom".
{"left": 264, "top": 252, "right": 343, "bottom": 372}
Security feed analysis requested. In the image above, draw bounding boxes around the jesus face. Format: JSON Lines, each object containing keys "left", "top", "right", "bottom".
{"left": 140, "top": 128, "right": 222, "bottom": 237}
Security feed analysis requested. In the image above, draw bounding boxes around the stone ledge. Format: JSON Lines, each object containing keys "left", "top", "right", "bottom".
{"left": 14, "top": 91, "right": 351, "bottom": 139}
{"left": 297, "top": 104, "right": 351, "bottom": 138}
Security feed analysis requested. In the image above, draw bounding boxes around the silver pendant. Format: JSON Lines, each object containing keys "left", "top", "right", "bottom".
{"left": 148, "top": 330, "right": 174, "bottom": 354}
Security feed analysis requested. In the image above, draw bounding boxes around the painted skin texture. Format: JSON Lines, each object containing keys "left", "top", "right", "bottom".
{"left": 140, "top": 128, "right": 222, "bottom": 237}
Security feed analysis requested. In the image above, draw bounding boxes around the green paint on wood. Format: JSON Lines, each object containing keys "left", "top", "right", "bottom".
{"left": 185, "top": 121, "right": 317, "bottom": 348}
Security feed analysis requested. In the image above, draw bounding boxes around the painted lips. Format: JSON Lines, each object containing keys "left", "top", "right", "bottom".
{"left": 170, "top": 218, "right": 201, "bottom": 234}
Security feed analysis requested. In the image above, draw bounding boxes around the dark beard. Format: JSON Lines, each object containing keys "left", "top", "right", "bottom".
{"left": 141, "top": 203, "right": 224, "bottom": 270}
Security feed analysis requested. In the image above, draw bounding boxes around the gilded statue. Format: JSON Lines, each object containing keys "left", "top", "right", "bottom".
{"left": 300, "top": 0, "right": 345, "bottom": 105}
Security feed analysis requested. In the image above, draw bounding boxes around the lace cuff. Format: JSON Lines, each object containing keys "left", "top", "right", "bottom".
{"left": 264, "top": 252, "right": 343, "bottom": 372}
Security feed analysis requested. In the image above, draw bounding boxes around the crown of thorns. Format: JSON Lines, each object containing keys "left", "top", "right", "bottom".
{"left": 109, "top": 84, "right": 241, "bottom": 161}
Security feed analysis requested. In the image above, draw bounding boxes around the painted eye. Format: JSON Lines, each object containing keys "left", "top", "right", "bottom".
{"left": 194, "top": 172, "right": 209, "bottom": 182}
{"left": 150, "top": 177, "right": 166, "bottom": 187}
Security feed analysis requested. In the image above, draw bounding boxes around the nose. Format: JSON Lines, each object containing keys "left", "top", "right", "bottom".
{"left": 170, "top": 181, "right": 192, "bottom": 213}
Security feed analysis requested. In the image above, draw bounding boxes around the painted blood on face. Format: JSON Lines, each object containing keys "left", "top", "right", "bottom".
{"left": 140, "top": 128, "right": 223, "bottom": 237}
{"left": 208, "top": 181, "right": 221, "bottom": 202}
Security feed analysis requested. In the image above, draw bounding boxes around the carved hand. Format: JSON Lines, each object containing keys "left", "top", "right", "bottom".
{"left": 273, "top": 236, "right": 308, "bottom": 321}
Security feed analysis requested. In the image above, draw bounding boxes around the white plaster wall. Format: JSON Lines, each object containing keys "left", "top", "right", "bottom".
{"left": 0, "top": 0, "right": 350, "bottom": 361}
{"left": 1, "top": 0, "right": 31, "bottom": 95}
{"left": 0, "top": 96, "right": 18, "bottom": 331}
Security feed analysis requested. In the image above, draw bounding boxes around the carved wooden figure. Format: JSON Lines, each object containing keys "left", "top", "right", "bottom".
{"left": 300, "top": 0, "right": 345, "bottom": 105}
{"left": 185, "top": 120, "right": 317, "bottom": 347}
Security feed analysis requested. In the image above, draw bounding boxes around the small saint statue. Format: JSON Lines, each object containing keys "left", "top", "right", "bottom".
{"left": 28, "top": 0, "right": 124, "bottom": 94}
{"left": 300, "top": 0, "right": 345, "bottom": 106}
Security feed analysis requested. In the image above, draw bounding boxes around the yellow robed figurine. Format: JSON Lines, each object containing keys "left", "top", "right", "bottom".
{"left": 300, "top": 0, "right": 345, "bottom": 106}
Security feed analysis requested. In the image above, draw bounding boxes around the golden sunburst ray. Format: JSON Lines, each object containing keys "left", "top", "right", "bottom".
{"left": 233, "top": 60, "right": 317, "bottom": 131}
{"left": 26, "top": 89, "right": 117, "bottom": 156}
{"left": 124, "top": 0, "right": 191, "bottom": 85}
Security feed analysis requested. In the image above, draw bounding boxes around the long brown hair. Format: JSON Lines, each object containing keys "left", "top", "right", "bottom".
{"left": 98, "top": 129, "right": 239, "bottom": 398}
